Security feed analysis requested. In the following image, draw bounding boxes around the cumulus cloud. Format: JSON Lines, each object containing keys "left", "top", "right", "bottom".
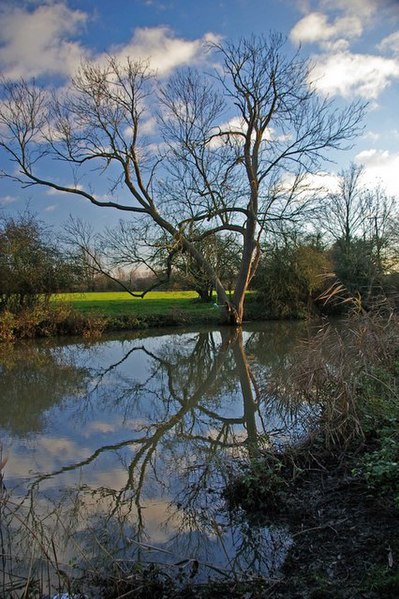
{"left": 292, "top": 0, "right": 399, "bottom": 46}
{"left": 290, "top": 12, "right": 363, "bottom": 45}
{"left": 378, "top": 31, "right": 399, "bottom": 55}
{"left": 110, "top": 27, "right": 220, "bottom": 76}
{"left": 0, "top": 2, "right": 88, "bottom": 79}
{"left": 355, "top": 148, "right": 399, "bottom": 197}
{"left": 289, "top": 1, "right": 399, "bottom": 101}
{"left": 318, "top": 0, "right": 399, "bottom": 22}
{"left": 319, "top": 0, "right": 378, "bottom": 20}
{"left": 311, "top": 51, "right": 399, "bottom": 98}
{"left": 0, "top": 5, "right": 217, "bottom": 82}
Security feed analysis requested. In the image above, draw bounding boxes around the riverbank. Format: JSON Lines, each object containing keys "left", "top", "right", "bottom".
{"left": 0, "top": 291, "right": 271, "bottom": 342}
{"left": 278, "top": 443, "right": 399, "bottom": 598}
{"left": 87, "top": 435, "right": 399, "bottom": 598}
{"left": 224, "top": 439, "right": 399, "bottom": 598}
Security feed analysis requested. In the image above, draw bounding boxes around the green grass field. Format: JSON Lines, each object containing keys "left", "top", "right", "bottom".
{"left": 54, "top": 291, "right": 220, "bottom": 320}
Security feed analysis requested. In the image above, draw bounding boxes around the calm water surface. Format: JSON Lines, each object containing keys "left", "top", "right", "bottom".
{"left": 0, "top": 321, "right": 316, "bottom": 593}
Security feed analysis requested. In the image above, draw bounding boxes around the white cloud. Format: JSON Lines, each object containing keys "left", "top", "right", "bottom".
{"left": 302, "top": 171, "right": 340, "bottom": 194}
{"left": 289, "top": 2, "right": 399, "bottom": 101}
{"left": 355, "top": 148, "right": 399, "bottom": 197}
{"left": 0, "top": 5, "right": 218, "bottom": 82}
{"left": 0, "top": 195, "right": 18, "bottom": 206}
{"left": 290, "top": 12, "right": 363, "bottom": 45}
{"left": 311, "top": 51, "right": 399, "bottom": 98}
{"left": 110, "top": 27, "right": 220, "bottom": 76}
{"left": 0, "top": 3, "right": 88, "bottom": 79}
{"left": 141, "top": 116, "right": 158, "bottom": 135}
{"left": 207, "top": 116, "right": 288, "bottom": 150}
{"left": 363, "top": 131, "right": 381, "bottom": 141}
{"left": 124, "top": 116, "right": 158, "bottom": 140}
{"left": 280, "top": 170, "right": 340, "bottom": 198}
{"left": 319, "top": 0, "right": 378, "bottom": 20}
{"left": 378, "top": 31, "right": 399, "bottom": 55}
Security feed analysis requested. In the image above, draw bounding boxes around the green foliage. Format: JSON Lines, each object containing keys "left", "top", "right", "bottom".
{"left": 356, "top": 423, "right": 399, "bottom": 507}
{"left": 330, "top": 237, "right": 383, "bottom": 303}
{"left": 0, "top": 212, "right": 77, "bottom": 313}
{"left": 224, "top": 456, "right": 288, "bottom": 518}
{"left": 254, "top": 234, "right": 331, "bottom": 317}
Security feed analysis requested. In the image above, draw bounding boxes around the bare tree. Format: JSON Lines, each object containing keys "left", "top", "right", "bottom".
{"left": 63, "top": 216, "right": 170, "bottom": 295}
{"left": 321, "top": 163, "right": 371, "bottom": 246}
{"left": 100, "top": 219, "right": 242, "bottom": 300}
{"left": 0, "top": 34, "right": 365, "bottom": 324}
{"left": 318, "top": 163, "right": 398, "bottom": 303}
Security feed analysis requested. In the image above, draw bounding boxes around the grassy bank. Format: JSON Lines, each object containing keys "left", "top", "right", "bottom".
{"left": 55, "top": 291, "right": 204, "bottom": 313}
{"left": 0, "top": 291, "right": 268, "bottom": 341}
{"left": 0, "top": 291, "right": 222, "bottom": 341}
{"left": 55, "top": 290, "right": 224, "bottom": 326}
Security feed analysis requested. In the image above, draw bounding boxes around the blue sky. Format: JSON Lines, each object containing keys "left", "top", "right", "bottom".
{"left": 0, "top": 0, "right": 398, "bottom": 229}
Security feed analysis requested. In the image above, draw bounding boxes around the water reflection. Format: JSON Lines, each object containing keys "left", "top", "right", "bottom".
{"left": 0, "top": 322, "right": 310, "bottom": 593}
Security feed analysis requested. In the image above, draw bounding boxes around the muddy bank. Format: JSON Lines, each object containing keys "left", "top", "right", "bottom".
{"left": 221, "top": 441, "right": 399, "bottom": 599}
{"left": 91, "top": 444, "right": 398, "bottom": 598}
{"left": 279, "top": 461, "right": 398, "bottom": 597}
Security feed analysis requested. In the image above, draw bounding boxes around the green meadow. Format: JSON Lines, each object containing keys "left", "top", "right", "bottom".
{"left": 54, "top": 290, "right": 221, "bottom": 321}
{"left": 1, "top": 291, "right": 261, "bottom": 342}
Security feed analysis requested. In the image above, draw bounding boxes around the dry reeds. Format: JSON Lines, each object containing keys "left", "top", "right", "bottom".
{"left": 280, "top": 308, "right": 399, "bottom": 449}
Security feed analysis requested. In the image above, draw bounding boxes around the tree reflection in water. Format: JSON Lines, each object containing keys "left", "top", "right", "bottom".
{"left": 0, "top": 323, "right": 311, "bottom": 590}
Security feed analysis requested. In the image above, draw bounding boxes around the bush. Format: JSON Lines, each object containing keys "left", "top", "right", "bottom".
{"left": 0, "top": 211, "right": 77, "bottom": 312}
{"left": 277, "top": 309, "right": 399, "bottom": 449}
{"left": 254, "top": 237, "right": 332, "bottom": 318}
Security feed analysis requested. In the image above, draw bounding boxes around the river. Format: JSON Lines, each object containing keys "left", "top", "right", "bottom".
{"left": 0, "top": 321, "right": 317, "bottom": 595}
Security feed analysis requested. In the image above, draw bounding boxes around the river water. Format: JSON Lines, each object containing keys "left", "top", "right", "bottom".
{"left": 0, "top": 321, "right": 316, "bottom": 594}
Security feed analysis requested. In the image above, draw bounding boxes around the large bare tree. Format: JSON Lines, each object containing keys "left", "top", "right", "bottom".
{"left": 0, "top": 34, "right": 365, "bottom": 324}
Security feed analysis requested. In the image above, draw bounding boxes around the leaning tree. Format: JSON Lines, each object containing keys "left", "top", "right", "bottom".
{"left": 0, "top": 34, "right": 365, "bottom": 324}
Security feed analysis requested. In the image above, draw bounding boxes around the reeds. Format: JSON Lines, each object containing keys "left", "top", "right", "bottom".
{"left": 284, "top": 307, "right": 399, "bottom": 449}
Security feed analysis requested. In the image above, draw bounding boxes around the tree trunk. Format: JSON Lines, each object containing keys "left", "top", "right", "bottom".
{"left": 231, "top": 328, "right": 260, "bottom": 458}
{"left": 197, "top": 287, "right": 213, "bottom": 302}
{"left": 221, "top": 298, "right": 244, "bottom": 325}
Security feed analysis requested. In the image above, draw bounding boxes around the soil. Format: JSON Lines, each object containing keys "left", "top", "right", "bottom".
{"left": 194, "top": 450, "right": 399, "bottom": 598}
{"left": 271, "top": 451, "right": 399, "bottom": 599}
